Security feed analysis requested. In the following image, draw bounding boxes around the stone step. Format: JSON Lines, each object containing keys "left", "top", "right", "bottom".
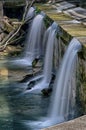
{"left": 54, "top": 1, "right": 76, "bottom": 11}
{"left": 35, "top": 2, "right": 86, "bottom": 41}
{"left": 64, "top": 7, "right": 86, "bottom": 20}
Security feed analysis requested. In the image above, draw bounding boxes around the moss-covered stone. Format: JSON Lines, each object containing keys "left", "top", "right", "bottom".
{"left": 46, "top": 13, "right": 73, "bottom": 21}
{"left": 76, "top": 58, "right": 86, "bottom": 115}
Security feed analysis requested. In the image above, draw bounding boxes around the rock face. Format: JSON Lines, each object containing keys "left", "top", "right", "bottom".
{"left": 76, "top": 49, "right": 86, "bottom": 115}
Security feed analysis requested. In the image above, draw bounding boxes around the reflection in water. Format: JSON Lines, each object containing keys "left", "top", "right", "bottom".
{"left": 8, "top": 84, "right": 50, "bottom": 130}
{"left": 0, "top": 68, "right": 13, "bottom": 130}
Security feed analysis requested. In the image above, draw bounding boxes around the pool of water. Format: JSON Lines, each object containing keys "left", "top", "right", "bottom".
{"left": 0, "top": 67, "right": 50, "bottom": 130}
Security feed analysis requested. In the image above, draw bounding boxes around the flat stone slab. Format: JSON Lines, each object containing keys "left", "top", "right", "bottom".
{"left": 77, "top": 37, "right": 86, "bottom": 45}
{"left": 64, "top": 7, "right": 86, "bottom": 20}
{"left": 35, "top": 3, "right": 86, "bottom": 42}
{"left": 47, "top": 0, "right": 64, "bottom": 4}
{"left": 42, "top": 115, "right": 86, "bottom": 130}
{"left": 61, "top": 23, "right": 86, "bottom": 37}
{"left": 35, "top": 4, "right": 56, "bottom": 12}
{"left": 46, "top": 13, "right": 73, "bottom": 21}
{"left": 55, "top": 1, "right": 75, "bottom": 11}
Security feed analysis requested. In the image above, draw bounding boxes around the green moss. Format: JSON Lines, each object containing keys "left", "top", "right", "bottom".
{"left": 35, "top": 7, "right": 41, "bottom": 14}
{"left": 44, "top": 15, "right": 53, "bottom": 28}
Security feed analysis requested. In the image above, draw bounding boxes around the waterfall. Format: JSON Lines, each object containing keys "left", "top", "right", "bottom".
{"left": 22, "top": 39, "right": 82, "bottom": 130}
{"left": 48, "top": 38, "right": 81, "bottom": 123}
{"left": 24, "top": 14, "right": 45, "bottom": 62}
{"left": 9, "top": 14, "right": 45, "bottom": 67}
{"left": 26, "top": 38, "right": 81, "bottom": 129}
{"left": 25, "top": 23, "right": 58, "bottom": 93}
{"left": 25, "top": 7, "right": 35, "bottom": 19}
{"left": 43, "top": 29, "right": 57, "bottom": 85}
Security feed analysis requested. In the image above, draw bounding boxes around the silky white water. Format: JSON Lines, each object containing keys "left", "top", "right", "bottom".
{"left": 49, "top": 38, "right": 81, "bottom": 122}
{"left": 25, "top": 24, "right": 58, "bottom": 93}
{"left": 25, "top": 7, "right": 35, "bottom": 19}
{"left": 23, "top": 38, "right": 81, "bottom": 130}
{"left": 24, "top": 14, "right": 45, "bottom": 62}
{"left": 9, "top": 14, "right": 45, "bottom": 67}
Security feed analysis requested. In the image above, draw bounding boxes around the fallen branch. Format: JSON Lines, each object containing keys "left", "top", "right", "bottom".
{"left": 0, "top": 29, "right": 17, "bottom": 46}
{"left": 8, "top": 33, "right": 25, "bottom": 45}
{"left": 0, "top": 26, "right": 21, "bottom": 51}
{"left": 22, "top": 0, "right": 30, "bottom": 21}
{"left": 29, "top": 0, "right": 36, "bottom": 8}
{"left": 0, "top": 0, "right": 36, "bottom": 51}
{"left": 12, "top": 21, "right": 22, "bottom": 26}
{"left": 0, "top": 16, "right": 33, "bottom": 50}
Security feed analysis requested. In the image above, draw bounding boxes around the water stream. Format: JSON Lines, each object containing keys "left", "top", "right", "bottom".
{"left": 25, "top": 7, "right": 35, "bottom": 19}
{"left": 48, "top": 38, "right": 81, "bottom": 123}
{"left": 0, "top": 7, "right": 82, "bottom": 130}
{"left": 23, "top": 38, "right": 81, "bottom": 130}
{"left": 23, "top": 22, "right": 58, "bottom": 93}
{"left": 0, "top": 33, "right": 81, "bottom": 130}
{"left": 8, "top": 14, "right": 45, "bottom": 67}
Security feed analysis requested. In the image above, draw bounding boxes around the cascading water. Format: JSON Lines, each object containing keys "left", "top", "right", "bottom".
{"left": 25, "top": 22, "right": 58, "bottom": 93}
{"left": 9, "top": 14, "right": 45, "bottom": 67}
{"left": 24, "top": 14, "right": 45, "bottom": 63}
{"left": 42, "top": 22, "right": 58, "bottom": 86}
{"left": 25, "top": 7, "right": 35, "bottom": 19}
{"left": 48, "top": 38, "right": 81, "bottom": 124}
{"left": 25, "top": 7, "right": 36, "bottom": 29}
{"left": 24, "top": 38, "right": 81, "bottom": 130}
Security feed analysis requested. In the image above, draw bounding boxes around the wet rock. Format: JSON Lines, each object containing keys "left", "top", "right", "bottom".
{"left": 32, "top": 58, "right": 39, "bottom": 67}
{"left": 18, "top": 74, "right": 33, "bottom": 83}
{"left": 41, "top": 88, "right": 52, "bottom": 96}
{"left": 27, "top": 81, "right": 36, "bottom": 90}
{"left": 50, "top": 73, "right": 55, "bottom": 84}
{"left": 41, "top": 74, "right": 55, "bottom": 96}
{"left": 76, "top": 58, "right": 86, "bottom": 115}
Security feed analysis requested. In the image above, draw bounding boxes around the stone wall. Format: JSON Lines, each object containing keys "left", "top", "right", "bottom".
{"left": 76, "top": 46, "right": 86, "bottom": 115}
{"left": 42, "top": 2, "right": 86, "bottom": 116}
